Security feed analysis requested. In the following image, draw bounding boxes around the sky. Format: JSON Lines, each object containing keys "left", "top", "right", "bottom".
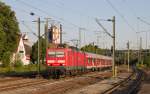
{"left": 1, "top": 0, "right": 150, "bottom": 50}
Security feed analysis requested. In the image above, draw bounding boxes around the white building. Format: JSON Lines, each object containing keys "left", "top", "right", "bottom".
{"left": 48, "top": 25, "right": 61, "bottom": 44}
{"left": 13, "top": 34, "right": 31, "bottom": 65}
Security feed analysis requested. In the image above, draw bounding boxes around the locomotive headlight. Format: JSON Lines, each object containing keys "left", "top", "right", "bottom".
{"left": 58, "top": 60, "right": 65, "bottom": 63}
{"left": 62, "top": 63, "right": 66, "bottom": 66}
{"left": 48, "top": 60, "right": 55, "bottom": 63}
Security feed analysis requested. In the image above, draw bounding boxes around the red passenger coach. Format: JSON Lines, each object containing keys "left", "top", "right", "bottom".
{"left": 46, "top": 48, "right": 112, "bottom": 77}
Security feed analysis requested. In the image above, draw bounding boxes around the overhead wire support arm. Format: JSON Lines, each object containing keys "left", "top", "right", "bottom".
{"left": 95, "top": 18, "right": 113, "bottom": 38}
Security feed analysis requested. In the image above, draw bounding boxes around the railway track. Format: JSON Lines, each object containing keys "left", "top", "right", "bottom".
{"left": 0, "top": 71, "right": 112, "bottom": 94}
{"left": 29, "top": 72, "right": 112, "bottom": 94}
{"left": 0, "top": 79, "right": 49, "bottom": 92}
{"left": 0, "top": 77, "right": 24, "bottom": 83}
{"left": 102, "top": 66, "right": 143, "bottom": 94}
{"left": 0, "top": 67, "right": 129, "bottom": 94}
{"left": 123, "top": 69, "right": 143, "bottom": 94}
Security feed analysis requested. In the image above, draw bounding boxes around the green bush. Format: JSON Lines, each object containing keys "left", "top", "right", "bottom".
{"left": 14, "top": 59, "right": 23, "bottom": 68}
{"left": 2, "top": 51, "right": 11, "bottom": 67}
{"left": 0, "top": 2, "right": 20, "bottom": 60}
{"left": 143, "top": 56, "right": 150, "bottom": 67}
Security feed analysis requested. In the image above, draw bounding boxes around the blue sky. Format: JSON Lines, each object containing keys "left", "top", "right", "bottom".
{"left": 2, "top": 0, "right": 150, "bottom": 49}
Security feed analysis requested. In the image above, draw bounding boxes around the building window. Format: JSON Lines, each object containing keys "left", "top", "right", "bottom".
{"left": 19, "top": 51, "right": 24, "bottom": 53}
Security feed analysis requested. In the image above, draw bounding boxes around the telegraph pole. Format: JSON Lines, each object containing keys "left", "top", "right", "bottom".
{"left": 95, "top": 16, "right": 116, "bottom": 77}
{"left": 60, "top": 24, "right": 62, "bottom": 44}
{"left": 127, "top": 41, "right": 130, "bottom": 72}
{"left": 96, "top": 35, "right": 100, "bottom": 47}
{"left": 124, "top": 52, "right": 127, "bottom": 65}
{"left": 45, "top": 18, "right": 51, "bottom": 49}
{"left": 45, "top": 19, "right": 48, "bottom": 49}
{"left": 149, "top": 45, "right": 150, "bottom": 56}
{"left": 30, "top": 12, "right": 41, "bottom": 77}
{"left": 112, "top": 16, "right": 116, "bottom": 77}
{"left": 146, "top": 31, "right": 148, "bottom": 50}
{"left": 79, "top": 28, "right": 81, "bottom": 48}
{"left": 37, "top": 17, "right": 40, "bottom": 77}
{"left": 78, "top": 27, "right": 86, "bottom": 49}
{"left": 140, "top": 37, "right": 142, "bottom": 64}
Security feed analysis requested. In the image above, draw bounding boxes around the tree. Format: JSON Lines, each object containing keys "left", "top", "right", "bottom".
{"left": 81, "top": 44, "right": 96, "bottom": 53}
{"left": 31, "top": 38, "right": 46, "bottom": 64}
{"left": 80, "top": 44, "right": 109, "bottom": 55}
{"left": 0, "top": 2, "right": 20, "bottom": 64}
{"left": 143, "top": 55, "right": 150, "bottom": 67}
{"left": 1, "top": 51, "right": 11, "bottom": 67}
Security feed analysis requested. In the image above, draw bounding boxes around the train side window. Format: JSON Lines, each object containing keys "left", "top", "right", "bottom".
{"left": 93, "top": 58, "right": 95, "bottom": 63}
{"left": 88, "top": 58, "right": 90, "bottom": 64}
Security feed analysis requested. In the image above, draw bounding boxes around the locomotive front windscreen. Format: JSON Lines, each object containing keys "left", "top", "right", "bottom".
{"left": 48, "top": 51, "right": 65, "bottom": 57}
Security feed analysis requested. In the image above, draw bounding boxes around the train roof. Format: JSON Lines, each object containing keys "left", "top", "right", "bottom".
{"left": 85, "top": 52, "right": 112, "bottom": 60}
{"left": 47, "top": 48, "right": 112, "bottom": 60}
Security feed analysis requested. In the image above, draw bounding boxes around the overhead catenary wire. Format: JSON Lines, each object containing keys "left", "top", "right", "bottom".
{"left": 121, "top": 0, "right": 150, "bottom": 31}
{"left": 43, "top": 0, "right": 112, "bottom": 43}
{"left": 15, "top": 0, "right": 50, "bottom": 18}
{"left": 11, "top": 6, "right": 32, "bottom": 16}
{"left": 121, "top": 0, "right": 137, "bottom": 18}
{"left": 15, "top": 0, "right": 96, "bottom": 33}
{"left": 11, "top": 0, "right": 102, "bottom": 46}
{"left": 21, "top": 21, "right": 38, "bottom": 37}
{"left": 15, "top": 0, "right": 80, "bottom": 28}
{"left": 44, "top": 0, "right": 92, "bottom": 19}
{"left": 105, "top": 0, "right": 137, "bottom": 33}
{"left": 43, "top": 0, "right": 94, "bottom": 31}
{"left": 47, "top": 0, "right": 113, "bottom": 46}
{"left": 21, "top": 21, "right": 47, "bottom": 38}
{"left": 12, "top": 0, "right": 112, "bottom": 46}
{"left": 43, "top": 0, "right": 100, "bottom": 31}
{"left": 137, "top": 17, "right": 150, "bottom": 26}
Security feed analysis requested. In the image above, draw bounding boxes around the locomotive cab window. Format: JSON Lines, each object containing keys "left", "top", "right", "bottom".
{"left": 48, "top": 51, "right": 65, "bottom": 57}
{"left": 56, "top": 52, "right": 65, "bottom": 57}
{"left": 48, "top": 52, "right": 55, "bottom": 57}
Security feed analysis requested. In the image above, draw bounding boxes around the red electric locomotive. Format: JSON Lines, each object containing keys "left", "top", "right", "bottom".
{"left": 46, "top": 48, "right": 112, "bottom": 78}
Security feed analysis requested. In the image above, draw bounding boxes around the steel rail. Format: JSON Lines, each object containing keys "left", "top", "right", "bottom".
{"left": 101, "top": 72, "right": 134, "bottom": 94}
{"left": 102, "top": 67, "right": 143, "bottom": 94}
{"left": 0, "top": 79, "right": 49, "bottom": 92}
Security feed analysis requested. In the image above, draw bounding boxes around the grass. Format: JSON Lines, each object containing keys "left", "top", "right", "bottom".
{"left": 136, "top": 55, "right": 150, "bottom": 69}
{"left": 0, "top": 64, "right": 47, "bottom": 76}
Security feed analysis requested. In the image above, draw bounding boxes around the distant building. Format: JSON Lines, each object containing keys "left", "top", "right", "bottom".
{"left": 48, "top": 24, "right": 60, "bottom": 44}
{"left": 13, "top": 34, "right": 32, "bottom": 65}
